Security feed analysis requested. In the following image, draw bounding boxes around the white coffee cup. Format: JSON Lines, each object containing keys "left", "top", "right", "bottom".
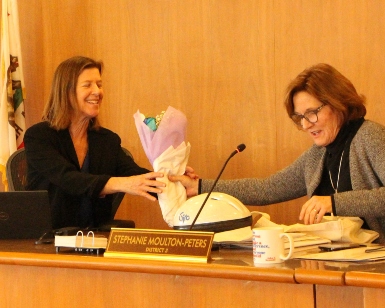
{"left": 252, "top": 226, "right": 294, "bottom": 264}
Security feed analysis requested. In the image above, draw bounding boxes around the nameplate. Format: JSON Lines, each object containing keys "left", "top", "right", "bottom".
{"left": 104, "top": 228, "right": 214, "bottom": 263}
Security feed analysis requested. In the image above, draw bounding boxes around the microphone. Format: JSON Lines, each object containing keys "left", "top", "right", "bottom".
{"left": 188, "top": 143, "right": 246, "bottom": 231}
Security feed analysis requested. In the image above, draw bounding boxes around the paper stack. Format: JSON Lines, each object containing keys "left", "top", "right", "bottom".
{"left": 286, "top": 233, "right": 331, "bottom": 252}
{"left": 295, "top": 246, "right": 385, "bottom": 262}
{"left": 216, "top": 232, "right": 330, "bottom": 252}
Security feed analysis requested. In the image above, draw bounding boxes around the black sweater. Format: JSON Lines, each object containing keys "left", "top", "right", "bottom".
{"left": 24, "top": 121, "right": 149, "bottom": 229}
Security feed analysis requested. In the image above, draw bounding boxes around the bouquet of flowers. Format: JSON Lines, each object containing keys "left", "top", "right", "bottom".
{"left": 133, "top": 106, "right": 191, "bottom": 226}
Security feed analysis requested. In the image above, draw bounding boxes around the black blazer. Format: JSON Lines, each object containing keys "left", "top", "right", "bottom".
{"left": 24, "top": 121, "right": 149, "bottom": 229}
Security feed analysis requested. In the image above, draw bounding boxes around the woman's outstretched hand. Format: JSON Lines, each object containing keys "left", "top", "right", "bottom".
{"left": 168, "top": 166, "right": 199, "bottom": 198}
{"left": 102, "top": 172, "right": 165, "bottom": 201}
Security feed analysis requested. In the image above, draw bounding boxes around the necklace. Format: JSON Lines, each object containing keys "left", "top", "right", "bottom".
{"left": 328, "top": 150, "right": 344, "bottom": 193}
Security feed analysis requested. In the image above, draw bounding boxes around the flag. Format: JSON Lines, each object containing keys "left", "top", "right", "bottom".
{"left": 0, "top": 0, "right": 26, "bottom": 189}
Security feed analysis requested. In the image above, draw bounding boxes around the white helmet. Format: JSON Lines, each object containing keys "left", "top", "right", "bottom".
{"left": 173, "top": 192, "right": 252, "bottom": 233}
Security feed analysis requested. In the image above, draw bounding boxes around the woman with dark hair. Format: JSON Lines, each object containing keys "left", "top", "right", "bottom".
{"left": 170, "top": 63, "right": 385, "bottom": 242}
{"left": 25, "top": 56, "right": 165, "bottom": 229}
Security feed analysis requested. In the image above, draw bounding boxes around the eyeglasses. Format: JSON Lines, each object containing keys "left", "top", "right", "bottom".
{"left": 290, "top": 104, "right": 325, "bottom": 127}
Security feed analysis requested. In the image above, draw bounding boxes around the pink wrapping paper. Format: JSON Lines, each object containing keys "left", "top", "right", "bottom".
{"left": 134, "top": 106, "right": 191, "bottom": 226}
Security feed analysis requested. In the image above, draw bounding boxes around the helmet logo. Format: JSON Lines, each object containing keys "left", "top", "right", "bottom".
{"left": 179, "top": 212, "right": 190, "bottom": 223}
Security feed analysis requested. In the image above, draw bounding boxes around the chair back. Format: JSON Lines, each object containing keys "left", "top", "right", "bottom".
{"left": 6, "top": 148, "right": 27, "bottom": 191}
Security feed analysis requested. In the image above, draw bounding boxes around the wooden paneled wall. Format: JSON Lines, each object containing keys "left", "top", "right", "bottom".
{"left": 6, "top": 0, "right": 385, "bottom": 229}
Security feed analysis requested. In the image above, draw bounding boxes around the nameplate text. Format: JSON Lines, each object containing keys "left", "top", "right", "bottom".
{"left": 104, "top": 228, "right": 214, "bottom": 263}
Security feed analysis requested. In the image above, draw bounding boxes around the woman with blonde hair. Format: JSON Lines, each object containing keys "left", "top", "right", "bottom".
{"left": 25, "top": 56, "right": 165, "bottom": 229}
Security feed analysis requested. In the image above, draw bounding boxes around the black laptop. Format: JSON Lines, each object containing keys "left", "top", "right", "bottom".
{"left": 0, "top": 190, "right": 52, "bottom": 239}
